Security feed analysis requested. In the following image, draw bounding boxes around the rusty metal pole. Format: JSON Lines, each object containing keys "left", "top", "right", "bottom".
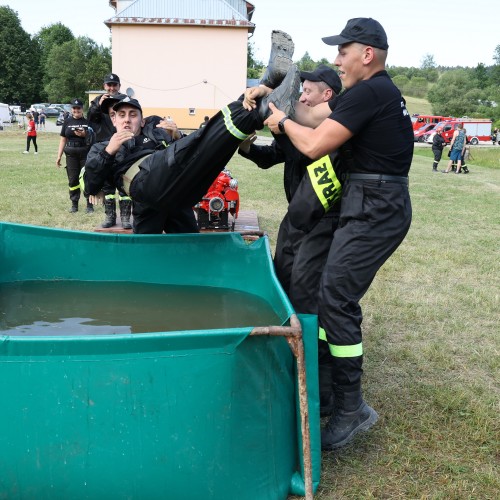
{"left": 251, "top": 313, "right": 313, "bottom": 500}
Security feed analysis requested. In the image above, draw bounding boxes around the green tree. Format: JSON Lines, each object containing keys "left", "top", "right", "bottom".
{"left": 44, "top": 37, "right": 111, "bottom": 103}
{"left": 407, "top": 76, "right": 429, "bottom": 98}
{"left": 392, "top": 74, "right": 410, "bottom": 94}
{"left": 296, "top": 52, "right": 315, "bottom": 72}
{"left": 35, "top": 23, "right": 74, "bottom": 70}
{"left": 0, "top": 6, "right": 41, "bottom": 104}
{"left": 473, "top": 63, "right": 489, "bottom": 89}
{"left": 427, "top": 68, "right": 494, "bottom": 118}
{"left": 421, "top": 53, "right": 436, "bottom": 70}
{"left": 247, "top": 41, "right": 263, "bottom": 79}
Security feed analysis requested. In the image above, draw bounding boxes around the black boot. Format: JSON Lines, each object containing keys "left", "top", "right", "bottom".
{"left": 101, "top": 199, "right": 116, "bottom": 228}
{"left": 69, "top": 200, "right": 78, "bottom": 213}
{"left": 258, "top": 65, "right": 301, "bottom": 122}
{"left": 119, "top": 199, "right": 132, "bottom": 229}
{"left": 318, "top": 340, "right": 335, "bottom": 417}
{"left": 259, "top": 30, "right": 294, "bottom": 89}
{"left": 85, "top": 199, "right": 94, "bottom": 214}
{"left": 318, "top": 363, "right": 335, "bottom": 417}
{"left": 321, "top": 384, "right": 378, "bottom": 450}
{"left": 432, "top": 161, "right": 439, "bottom": 172}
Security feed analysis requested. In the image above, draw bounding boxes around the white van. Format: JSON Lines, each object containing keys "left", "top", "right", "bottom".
{"left": 0, "top": 103, "right": 12, "bottom": 125}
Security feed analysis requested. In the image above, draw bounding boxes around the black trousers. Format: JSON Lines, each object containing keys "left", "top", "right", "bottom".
{"left": 130, "top": 101, "right": 262, "bottom": 213}
{"left": 274, "top": 210, "right": 339, "bottom": 315}
{"left": 432, "top": 148, "right": 443, "bottom": 162}
{"left": 132, "top": 202, "right": 199, "bottom": 234}
{"left": 318, "top": 179, "right": 412, "bottom": 386}
{"left": 64, "top": 146, "right": 89, "bottom": 203}
{"left": 26, "top": 136, "right": 37, "bottom": 152}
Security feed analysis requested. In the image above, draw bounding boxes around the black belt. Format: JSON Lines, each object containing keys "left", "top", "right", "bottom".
{"left": 346, "top": 173, "right": 409, "bottom": 185}
{"left": 66, "top": 141, "right": 85, "bottom": 148}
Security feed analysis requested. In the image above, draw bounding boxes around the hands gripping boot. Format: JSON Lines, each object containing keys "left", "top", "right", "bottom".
{"left": 259, "top": 30, "right": 295, "bottom": 89}
{"left": 101, "top": 199, "right": 116, "bottom": 228}
{"left": 258, "top": 65, "right": 301, "bottom": 122}
{"left": 119, "top": 199, "right": 132, "bottom": 230}
{"left": 321, "top": 384, "right": 378, "bottom": 450}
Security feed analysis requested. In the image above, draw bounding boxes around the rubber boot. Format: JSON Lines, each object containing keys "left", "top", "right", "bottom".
{"left": 259, "top": 30, "right": 295, "bottom": 89}
{"left": 101, "top": 199, "right": 116, "bottom": 228}
{"left": 85, "top": 199, "right": 94, "bottom": 214}
{"left": 69, "top": 200, "right": 78, "bottom": 213}
{"left": 318, "top": 340, "right": 335, "bottom": 417}
{"left": 321, "top": 384, "right": 378, "bottom": 450}
{"left": 432, "top": 161, "right": 439, "bottom": 172}
{"left": 119, "top": 200, "right": 132, "bottom": 229}
{"left": 318, "top": 363, "right": 335, "bottom": 417}
{"left": 258, "top": 65, "right": 301, "bottom": 122}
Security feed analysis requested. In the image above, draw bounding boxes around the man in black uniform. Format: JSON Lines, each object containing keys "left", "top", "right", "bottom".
{"left": 431, "top": 127, "right": 446, "bottom": 173}
{"left": 87, "top": 73, "right": 131, "bottom": 229}
{"left": 56, "top": 98, "right": 94, "bottom": 213}
{"left": 239, "top": 65, "right": 342, "bottom": 415}
{"left": 82, "top": 66, "right": 301, "bottom": 234}
{"left": 260, "top": 18, "right": 413, "bottom": 450}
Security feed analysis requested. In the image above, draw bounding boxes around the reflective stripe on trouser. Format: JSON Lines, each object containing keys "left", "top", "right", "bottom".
{"left": 129, "top": 100, "right": 262, "bottom": 211}
{"left": 319, "top": 328, "right": 362, "bottom": 357}
{"left": 287, "top": 154, "right": 342, "bottom": 233}
{"left": 66, "top": 154, "right": 85, "bottom": 203}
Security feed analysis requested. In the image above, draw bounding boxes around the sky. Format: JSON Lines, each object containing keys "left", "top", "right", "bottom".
{"left": 3, "top": 0, "right": 498, "bottom": 68}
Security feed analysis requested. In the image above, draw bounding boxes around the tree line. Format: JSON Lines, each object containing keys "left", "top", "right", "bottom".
{"left": 0, "top": 5, "right": 111, "bottom": 107}
{"left": 2, "top": 5, "right": 499, "bottom": 126}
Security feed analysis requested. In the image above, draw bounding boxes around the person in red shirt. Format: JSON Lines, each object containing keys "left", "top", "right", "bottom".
{"left": 23, "top": 113, "right": 38, "bottom": 154}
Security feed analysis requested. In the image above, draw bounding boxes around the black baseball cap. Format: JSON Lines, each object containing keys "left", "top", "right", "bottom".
{"left": 103, "top": 73, "right": 121, "bottom": 84}
{"left": 300, "top": 65, "right": 342, "bottom": 95}
{"left": 109, "top": 96, "right": 142, "bottom": 114}
{"left": 71, "top": 98, "right": 84, "bottom": 107}
{"left": 322, "top": 18, "right": 389, "bottom": 50}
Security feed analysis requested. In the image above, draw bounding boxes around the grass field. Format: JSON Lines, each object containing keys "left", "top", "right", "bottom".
{"left": 0, "top": 129, "right": 499, "bottom": 499}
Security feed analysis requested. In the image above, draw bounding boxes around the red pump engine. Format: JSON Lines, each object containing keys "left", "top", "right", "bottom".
{"left": 194, "top": 169, "right": 240, "bottom": 230}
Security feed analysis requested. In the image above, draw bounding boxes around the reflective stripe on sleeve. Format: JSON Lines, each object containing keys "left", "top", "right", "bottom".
{"left": 306, "top": 155, "right": 342, "bottom": 211}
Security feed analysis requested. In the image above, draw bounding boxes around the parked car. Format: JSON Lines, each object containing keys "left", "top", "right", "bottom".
{"left": 414, "top": 123, "right": 437, "bottom": 142}
{"left": 43, "top": 106, "right": 62, "bottom": 117}
{"left": 56, "top": 111, "right": 68, "bottom": 126}
{"left": 28, "top": 103, "right": 50, "bottom": 114}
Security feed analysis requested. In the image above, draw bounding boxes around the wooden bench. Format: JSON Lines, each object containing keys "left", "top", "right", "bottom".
{"left": 94, "top": 210, "right": 263, "bottom": 239}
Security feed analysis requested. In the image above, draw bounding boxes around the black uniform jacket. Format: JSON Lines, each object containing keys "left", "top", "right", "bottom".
{"left": 83, "top": 116, "right": 176, "bottom": 196}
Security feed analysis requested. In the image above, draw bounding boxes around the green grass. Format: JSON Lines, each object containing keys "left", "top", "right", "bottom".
{"left": 1, "top": 130, "right": 499, "bottom": 499}
{"left": 404, "top": 95, "right": 434, "bottom": 116}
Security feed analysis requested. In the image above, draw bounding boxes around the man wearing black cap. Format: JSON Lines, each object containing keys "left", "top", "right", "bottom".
{"left": 82, "top": 66, "right": 301, "bottom": 234}
{"left": 249, "top": 18, "right": 414, "bottom": 450}
{"left": 56, "top": 98, "right": 94, "bottom": 214}
{"left": 239, "top": 65, "right": 342, "bottom": 414}
{"left": 87, "top": 73, "right": 132, "bottom": 229}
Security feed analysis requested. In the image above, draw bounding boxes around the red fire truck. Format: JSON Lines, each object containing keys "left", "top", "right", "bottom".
{"left": 411, "top": 114, "right": 452, "bottom": 131}
{"left": 425, "top": 118, "right": 493, "bottom": 145}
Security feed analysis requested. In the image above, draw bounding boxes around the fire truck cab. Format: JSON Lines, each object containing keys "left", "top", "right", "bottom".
{"left": 411, "top": 114, "right": 452, "bottom": 131}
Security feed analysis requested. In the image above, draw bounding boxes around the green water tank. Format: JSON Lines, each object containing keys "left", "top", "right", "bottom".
{"left": 0, "top": 223, "right": 320, "bottom": 499}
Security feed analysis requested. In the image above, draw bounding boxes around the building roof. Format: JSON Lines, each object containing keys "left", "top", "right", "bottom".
{"left": 105, "top": 0, "right": 255, "bottom": 32}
